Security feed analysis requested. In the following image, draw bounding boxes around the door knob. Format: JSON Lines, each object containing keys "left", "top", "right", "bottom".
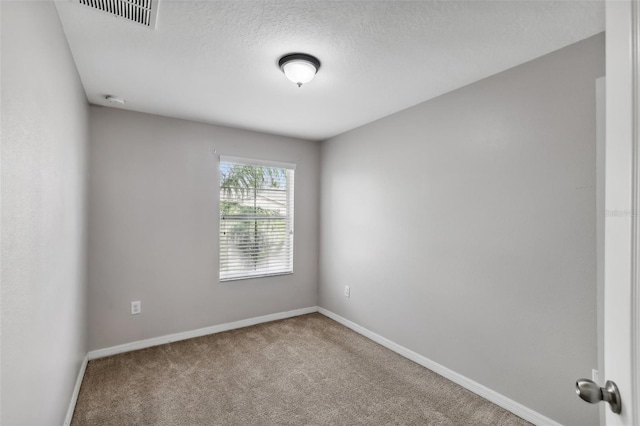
{"left": 576, "top": 379, "right": 621, "bottom": 414}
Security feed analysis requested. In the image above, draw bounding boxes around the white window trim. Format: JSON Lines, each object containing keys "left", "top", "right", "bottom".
{"left": 218, "top": 156, "right": 295, "bottom": 282}
{"left": 219, "top": 155, "right": 296, "bottom": 171}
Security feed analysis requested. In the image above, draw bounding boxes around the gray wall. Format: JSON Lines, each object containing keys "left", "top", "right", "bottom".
{"left": 319, "top": 33, "right": 604, "bottom": 426}
{"left": 1, "top": 1, "right": 89, "bottom": 424}
{"left": 88, "top": 107, "right": 320, "bottom": 350}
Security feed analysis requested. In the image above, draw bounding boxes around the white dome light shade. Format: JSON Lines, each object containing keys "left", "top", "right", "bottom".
{"left": 283, "top": 60, "right": 316, "bottom": 86}
{"left": 279, "top": 54, "right": 321, "bottom": 87}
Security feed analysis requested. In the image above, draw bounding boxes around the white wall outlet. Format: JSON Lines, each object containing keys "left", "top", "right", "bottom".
{"left": 592, "top": 368, "right": 599, "bottom": 384}
{"left": 131, "top": 300, "right": 141, "bottom": 315}
{"left": 344, "top": 285, "right": 350, "bottom": 298}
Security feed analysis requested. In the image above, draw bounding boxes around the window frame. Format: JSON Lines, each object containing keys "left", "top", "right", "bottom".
{"left": 218, "top": 155, "right": 295, "bottom": 282}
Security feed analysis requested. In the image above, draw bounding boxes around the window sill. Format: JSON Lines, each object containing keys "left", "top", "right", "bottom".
{"left": 220, "top": 271, "right": 293, "bottom": 283}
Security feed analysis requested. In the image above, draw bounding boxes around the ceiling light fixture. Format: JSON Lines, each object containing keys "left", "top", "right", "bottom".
{"left": 279, "top": 53, "right": 321, "bottom": 88}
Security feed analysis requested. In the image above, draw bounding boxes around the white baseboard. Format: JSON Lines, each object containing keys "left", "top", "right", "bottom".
{"left": 74, "top": 306, "right": 558, "bottom": 425}
{"left": 64, "top": 353, "right": 88, "bottom": 426}
{"left": 88, "top": 306, "right": 318, "bottom": 360}
{"left": 317, "top": 307, "right": 561, "bottom": 426}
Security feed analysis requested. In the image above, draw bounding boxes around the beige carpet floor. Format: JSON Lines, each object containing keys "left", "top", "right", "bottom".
{"left": 72, "top": 313, "right": 532, "bottom": 425}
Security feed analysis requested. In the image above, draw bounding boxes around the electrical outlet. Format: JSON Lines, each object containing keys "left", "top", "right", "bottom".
{"left": 131, "top": 300, "right": 141, "bottom": 315}
{"left": 344, "top": 285, "right": 350, "bottom": 298}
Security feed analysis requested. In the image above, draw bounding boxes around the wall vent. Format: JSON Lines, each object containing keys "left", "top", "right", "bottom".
{"left": 78, "top": 0, "right": 159, "bottom": 28}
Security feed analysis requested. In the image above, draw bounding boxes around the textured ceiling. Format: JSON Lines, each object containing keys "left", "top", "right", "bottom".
{"left": 55, "top": 1, "right": 604, "bottom": 141}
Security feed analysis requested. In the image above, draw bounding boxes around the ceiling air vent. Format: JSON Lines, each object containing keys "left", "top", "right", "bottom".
{"left": 78, "top": 0, "right": 159, "bottom": 28}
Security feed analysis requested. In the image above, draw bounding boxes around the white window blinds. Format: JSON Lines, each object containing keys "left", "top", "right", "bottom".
{"left": 219, "top": 156, "right": 295, "bottom": 281}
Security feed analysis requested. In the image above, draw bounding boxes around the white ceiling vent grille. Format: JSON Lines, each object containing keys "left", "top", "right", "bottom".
{"left": 78, "top": 0, "right": 158, "bottom": 28}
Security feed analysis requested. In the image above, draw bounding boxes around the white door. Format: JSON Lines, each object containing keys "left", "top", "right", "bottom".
{"left": 603, "top": 1, "right": 638, "bottom": 424}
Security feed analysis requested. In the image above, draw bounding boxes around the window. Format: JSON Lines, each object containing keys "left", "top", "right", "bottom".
{"left": 219, "top": 156, "right": 295, "bottom": 281}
